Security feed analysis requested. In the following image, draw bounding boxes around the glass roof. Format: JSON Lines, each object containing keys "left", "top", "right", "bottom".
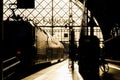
{"left": 3, "top": 0, "right": 103, "bottom": 46}
{"left": 3, "top": 0, "right": 84, "bottom": 27}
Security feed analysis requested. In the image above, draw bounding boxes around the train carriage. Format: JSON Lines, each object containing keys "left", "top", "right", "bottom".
{"left": 3, "top": 17, "right": 65, "bottom": 79}
{"left": 104, "top": 35, "right": 120, "bottom": 60}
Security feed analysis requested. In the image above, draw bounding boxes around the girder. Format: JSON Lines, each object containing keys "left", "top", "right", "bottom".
{"left": 82, "top": 0, "right": 120, "bottom": 40}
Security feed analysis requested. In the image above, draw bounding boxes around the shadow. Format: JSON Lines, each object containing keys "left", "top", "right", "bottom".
{"left": 100, "top": 72, "right": 114, "bottom": 80}
{"left": 7, "top": 62, "right": 51, "bottom": 80}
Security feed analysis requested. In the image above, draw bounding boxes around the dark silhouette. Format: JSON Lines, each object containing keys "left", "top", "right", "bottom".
{"left": 78, "top": 36, "right": 100, "bottom": 80}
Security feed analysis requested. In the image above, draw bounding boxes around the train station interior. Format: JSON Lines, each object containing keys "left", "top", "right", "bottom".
{"left": 0, "top": 0, "right": 120, "bottom": 80}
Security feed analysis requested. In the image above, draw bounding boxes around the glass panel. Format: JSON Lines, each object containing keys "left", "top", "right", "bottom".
{"left": 3, "top": 0, "right": 103, "bottom": 46}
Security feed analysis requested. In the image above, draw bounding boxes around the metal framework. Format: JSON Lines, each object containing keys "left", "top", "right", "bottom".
{"left": 3, "top": 0, "right": 103, "bottom": 46}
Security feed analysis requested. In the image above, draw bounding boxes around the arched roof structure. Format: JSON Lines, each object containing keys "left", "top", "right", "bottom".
{"left": 3, "top": 0, "right": 83, "bottom": 27}
{"left": 85, "top": 0, "right": 120, "bottom": 40}
{"left": 3, "top": 0, "right": 104, "bottom": 44}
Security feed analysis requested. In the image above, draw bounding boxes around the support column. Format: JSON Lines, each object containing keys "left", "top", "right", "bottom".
{"left": 90, "top": 13, "right": 94, "bottom": 36}
{"left": 0, "top": 0, "right": 3, "bottom": 80}
{"left": 51, "top": 0, "right": 54, "bottom": 36}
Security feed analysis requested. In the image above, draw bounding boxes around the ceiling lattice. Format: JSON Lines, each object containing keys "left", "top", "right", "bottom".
{"left": 3, "top": 0, "right": 83, "bottom": 27}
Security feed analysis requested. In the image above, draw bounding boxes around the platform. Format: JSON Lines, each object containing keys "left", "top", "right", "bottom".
{"left": 21, "top": 60, "right": 83, "bottom": 80}
{"left": 21, "top": 59, "right": 120, "bottom": 80}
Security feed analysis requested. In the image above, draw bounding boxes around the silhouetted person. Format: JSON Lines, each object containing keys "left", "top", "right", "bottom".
{"left": 78, "top": 36, "right": 100, "bottom": 80}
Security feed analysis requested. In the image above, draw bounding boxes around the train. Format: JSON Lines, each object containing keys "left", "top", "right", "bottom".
{"left": 2, "top": 15, "right": 66, "bottom": 79}
{"left": 104, "top": 35, "right": 120, "bottom": 60}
